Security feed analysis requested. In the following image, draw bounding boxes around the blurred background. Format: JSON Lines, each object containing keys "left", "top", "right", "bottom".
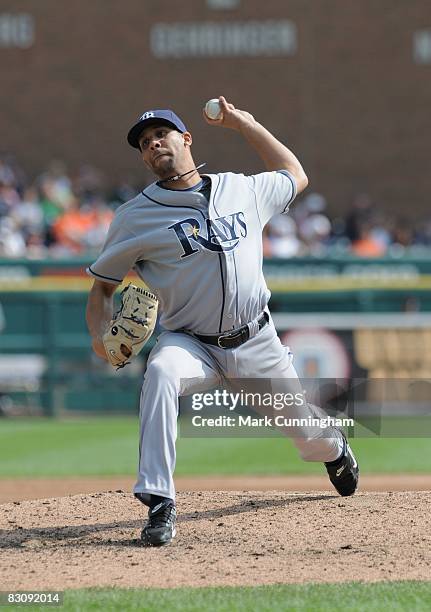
{"left": 0, "top": 0, "right": 430, "bottom": 478}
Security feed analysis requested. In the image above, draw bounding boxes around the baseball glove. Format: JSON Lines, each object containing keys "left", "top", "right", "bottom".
{"left": 103, "top": 284, "right": 158, "bottom": 370}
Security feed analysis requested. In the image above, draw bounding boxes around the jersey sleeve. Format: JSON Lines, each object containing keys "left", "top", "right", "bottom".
{"left": 86, "top": 214, "right": 144, "bottom": 285}
{"left": 248, "top": 170, "right": 297, "bottom": 227}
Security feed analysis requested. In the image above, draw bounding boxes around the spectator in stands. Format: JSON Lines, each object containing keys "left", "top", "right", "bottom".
{"left": 415, "top": 216, "right": 431, "bottom": 246}
{"left": 10, "top": 186, "right": 44, "bottom": 238}
{"left": 264, "top": 214, "right": 303, "bottom": 257}
{"left": 344, "top": 193, "right": 374, "bottom": 242}
{"left": 391, "top": 217, "right": 414, "bottom": 249}
{"left": 80, "top": 197, "right": 114, "bottom": 252}
{"left": 0, "top": 217, "right": 26, "bottom": 257}
{"left": 0, "top": 174, "right": 20, "bottom": 215}
{"left": 351, "top": 220, "right": 387, "bottom": 257}
{"left": 51, "top": 195, "right": 113, "bottom": 255}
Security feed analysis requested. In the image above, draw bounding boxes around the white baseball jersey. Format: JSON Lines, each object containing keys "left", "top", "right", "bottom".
{"left": 87, "top": 170, "right": 296, "bottom": 334}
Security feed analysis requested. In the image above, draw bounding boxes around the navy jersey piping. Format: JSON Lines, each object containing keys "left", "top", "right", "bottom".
{"left": 277, "top": 171, "right": 297, "bottom": 212}
{"left": 88, "top": 266, "right": 122, "bottom": 284}
{"left": 142, "top": 191, "right": 207, "bottom": 223}
{"left": 210, "top": 173, "right": 227, "bottom": 331}
{"left": 217, "top": 253, "right": 226, "bottom": 333}
{"left": 156, "top": 179, "right": 204, "bottom": 192}
{"left": 210, "top": 174, "right": 221, "bottom": 217}
{"left": 233, "top": 251, "right": 239, "bottom": 320}
{"left": 252, "top": 183, "right": 263, "bottom": 229}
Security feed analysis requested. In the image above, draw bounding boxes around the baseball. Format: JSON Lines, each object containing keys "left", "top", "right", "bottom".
{"left": 205, "top": 98, "right": 223, "bottom": 120}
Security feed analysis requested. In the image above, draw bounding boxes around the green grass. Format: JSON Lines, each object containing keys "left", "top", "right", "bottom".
{"left": 17, "top": 582, "right": 431, "bottom": 612}
{"left": 0, "top": 417, "right": 430, "bottom": 478}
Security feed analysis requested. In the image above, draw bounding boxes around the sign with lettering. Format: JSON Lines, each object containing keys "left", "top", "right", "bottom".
{"left": 150, "top": 20, "right": 297, "bottom": 58}
{"left": 413, "top": 29, "right": 431, "bottom": 65}
{"left": 0, "top": 13, "right": 34, "bottom": 49}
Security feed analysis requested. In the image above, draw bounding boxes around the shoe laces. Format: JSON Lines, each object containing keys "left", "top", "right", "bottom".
{"left": 148, "top": 503, "right": 175, "bottom": 528}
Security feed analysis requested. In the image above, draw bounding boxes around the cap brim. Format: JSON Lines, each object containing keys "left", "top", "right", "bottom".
{"left": 127, "top": 118, "right": 183, "bottom": 150}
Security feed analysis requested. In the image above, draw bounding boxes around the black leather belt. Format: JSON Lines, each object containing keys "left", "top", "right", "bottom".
{"left": 195, "top": 312, "right": 269, "bottom": 350}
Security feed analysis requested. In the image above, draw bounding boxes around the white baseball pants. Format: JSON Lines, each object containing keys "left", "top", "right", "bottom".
{"left": 134, "top": 317, "right": 344, "bottom": 501}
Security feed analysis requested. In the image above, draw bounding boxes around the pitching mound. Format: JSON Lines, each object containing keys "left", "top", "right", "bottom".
{"left": 1, "top": 491, "right": 430, "bottom": 590}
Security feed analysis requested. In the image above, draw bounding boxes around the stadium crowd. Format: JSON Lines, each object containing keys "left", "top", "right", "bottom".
{"left": 0, "top": 154, "right": 430, "bottom": 259}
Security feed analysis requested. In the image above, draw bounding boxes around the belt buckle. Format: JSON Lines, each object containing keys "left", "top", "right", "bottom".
{"left": 217, "top": 329, "right": 239, "bottom": 349}
{"left": 217, "top": 336, "right": 226, "bottom": 349}
{"left": 217, "top": 333, "right": 231, "bottom": 349}
{"left": 217, "top": 327, "right": 246, "bottom": 349}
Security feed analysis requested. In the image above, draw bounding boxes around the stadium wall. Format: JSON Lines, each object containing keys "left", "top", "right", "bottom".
{"left": 0, "top": 0, "right": 430, "bottom": 215}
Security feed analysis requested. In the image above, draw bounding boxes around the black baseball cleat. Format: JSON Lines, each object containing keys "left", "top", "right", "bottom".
{"left": 325, "top": 435, "right": 359, "bottom": 497}
{"left": 141, "top": 500, "right": 176, "bottom": 547}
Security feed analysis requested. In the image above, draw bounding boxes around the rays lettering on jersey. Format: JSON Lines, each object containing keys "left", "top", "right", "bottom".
{"left": 168, "top": 212, "right": 247, "bottom": 258}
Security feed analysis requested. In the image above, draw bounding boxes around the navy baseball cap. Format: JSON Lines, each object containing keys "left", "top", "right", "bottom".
{"left": 127, "top": 109, "right": 187, "bottom": 149}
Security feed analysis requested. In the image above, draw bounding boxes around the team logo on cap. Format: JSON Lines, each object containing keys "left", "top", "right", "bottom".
{"left": 141, "top": 111, "right": 155, "bottom": 120}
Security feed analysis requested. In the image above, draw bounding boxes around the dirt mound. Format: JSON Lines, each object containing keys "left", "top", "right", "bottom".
{"left": 2, "top": 474, "right": 431, "bottom": 504}
{"left": 0, "top": 491, "right": 430, "bottom": 590}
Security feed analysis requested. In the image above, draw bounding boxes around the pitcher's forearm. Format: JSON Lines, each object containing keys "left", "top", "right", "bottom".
{"left": 204, "top": 97, "right": 309, "bottom": 193}
{"left": 240, "top": 120, "right": 308, "bottom": 187}
{"left": 86, "top": 281, "right": 118, "bottom": 359}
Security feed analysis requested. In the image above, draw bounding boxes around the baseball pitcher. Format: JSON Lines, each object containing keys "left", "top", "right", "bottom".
{"left": 86, "top": 96, "right": 359, "bottom": 547}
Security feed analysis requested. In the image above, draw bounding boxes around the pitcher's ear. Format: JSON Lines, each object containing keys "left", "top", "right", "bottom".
{"left": 183, "top": 132, "right": 192, "bottom": 146}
